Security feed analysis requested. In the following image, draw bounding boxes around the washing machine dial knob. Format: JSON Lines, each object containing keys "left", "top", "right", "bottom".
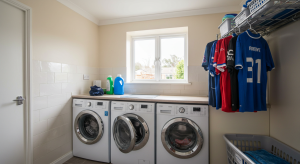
{"left": 129, "top": 104, "right": 134, "bottom": 110}
{"left": 179, "top": 107, "right": 185, "bottom": 113}
{"left": 87, "top": 102, "right": 92, "bottom": 107}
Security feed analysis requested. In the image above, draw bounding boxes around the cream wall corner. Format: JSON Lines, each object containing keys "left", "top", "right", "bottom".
{"left": 18, "top": 0, "right": 100, "bottom": 67}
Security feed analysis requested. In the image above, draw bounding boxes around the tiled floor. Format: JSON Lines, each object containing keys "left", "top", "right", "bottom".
{"left": 63, "top": 157, "right": 111, "bottom": 164}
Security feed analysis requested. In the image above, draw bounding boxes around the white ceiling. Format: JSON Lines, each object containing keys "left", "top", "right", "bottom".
{"left": 58, "top": 0, "right": 243, "bottom": 25}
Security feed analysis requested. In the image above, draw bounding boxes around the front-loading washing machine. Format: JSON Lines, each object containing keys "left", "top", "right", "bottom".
{"left": 73, "top": 99, "right": 110, "bottom": 163}
{"left": 111, "top": 101, "right": 155, "bottom": 164}
{"left": 156, "top": 103, "right": 209, "bottom": 164}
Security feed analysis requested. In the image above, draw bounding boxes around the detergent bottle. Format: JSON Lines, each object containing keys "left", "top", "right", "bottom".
{"left": 106, "top": 75, "right": 114, "bottom": 95}
{"left": 114, "top": 74, "right": 124, "bottom": 95}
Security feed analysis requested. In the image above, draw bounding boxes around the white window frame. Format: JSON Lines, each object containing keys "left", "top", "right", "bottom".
{"left": 130, "top": 33, "right": 188, "bottom": 83}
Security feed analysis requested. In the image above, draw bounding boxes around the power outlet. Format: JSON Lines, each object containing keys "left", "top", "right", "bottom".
{"left": 83, "top": 74, "right": 89, "bottom": 80}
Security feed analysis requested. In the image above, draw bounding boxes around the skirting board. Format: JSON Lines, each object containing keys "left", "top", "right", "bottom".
{"left": 50, "top": 151, "right": 73, "bottom": 164}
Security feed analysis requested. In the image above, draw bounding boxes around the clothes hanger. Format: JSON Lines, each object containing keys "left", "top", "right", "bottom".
{"left": 232, "top": 31, "right": 237, "bottom": 37}
{"left": 234, "top": 27, "right": 239, "bottom": 35}
{"left": 247, "top": 19, "right": 258, "bottom": 34}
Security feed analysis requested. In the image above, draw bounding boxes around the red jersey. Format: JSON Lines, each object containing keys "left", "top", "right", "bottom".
{"left": 213, "top": 39, "right": 224, "bottom": 75}
{"left": 218, "top": 36, "right": 236, "bottom": 112}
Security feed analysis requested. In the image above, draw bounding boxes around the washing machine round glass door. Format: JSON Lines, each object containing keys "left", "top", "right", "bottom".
{"left": 113, "top": 113, "right": 149, "bottom": 153}
{"left": 74, "top": 110, "right": 104, "bottom": 145}
{"left": 161, "top": 117, "right": 204, "bottom": 159}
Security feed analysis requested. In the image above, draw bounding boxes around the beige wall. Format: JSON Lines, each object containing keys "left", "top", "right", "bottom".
{"left": 97, "top": 13, "right": 232, "bottom": 96}
{"left": 17, "top": 0, "right": 100, "bottom": 163}
{"left": 98, "top": 13, "right": 270, "bottom": 164}
{"left": 210, "top": 109, "right": 269, "bottom": 164}
{"left": 19, "top": 0, "right": 99, "bottom": 67}
{"left": 266, "top": 21, "right": 300, "bottom": 152}
{"left": 99, "top": 14, "right": 225, "bottom": 68}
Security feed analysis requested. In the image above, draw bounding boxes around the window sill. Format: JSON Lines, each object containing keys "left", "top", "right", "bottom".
{"left": 125, "top": 82, "right": 191, "bottom": 85}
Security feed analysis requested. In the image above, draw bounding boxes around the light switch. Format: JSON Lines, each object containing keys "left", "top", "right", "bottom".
{"left": 83, "top": 74, "right": 89, "bottom": 80}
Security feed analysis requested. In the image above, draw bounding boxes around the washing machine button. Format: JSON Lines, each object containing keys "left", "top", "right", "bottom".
{"left": 179, "top": 107, "right": 185, "bottom": 113}
{"left": 129, "top": 104, "right": 134, "bottom": 110}
{"left": 87, "top": 102, "right": 92, "bottom": 107}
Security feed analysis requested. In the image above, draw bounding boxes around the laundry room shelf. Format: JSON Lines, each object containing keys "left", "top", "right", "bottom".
{"left": 219, "top": 0, "right": 300, "bottom": 38}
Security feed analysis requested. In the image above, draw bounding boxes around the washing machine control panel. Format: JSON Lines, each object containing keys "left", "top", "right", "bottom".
{"left": 73, "top": 99, "right": 85, "bottom": 107}
{"left": 138, "top": 103, "right": 153, "bottom": 113}
{"left": 157, "top": 104, "right": 208, "bottom": 117}
{"left": 95, "top": 101, "right": 108, "bottom": 109}
{"left": 73, "top": 99, "right": 110, "bottom": 109}
{"left": 174, "top": 105, "right": 208, "bottom": 117}
{"left": 189, "top": 105, "right": 208, "bottom": 116}
{"left": 123, "top": 102, "right": 154, "bottom": 113}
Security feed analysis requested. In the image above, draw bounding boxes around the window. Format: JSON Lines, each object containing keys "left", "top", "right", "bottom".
{"left": 129, "top": 32, "right": 187, "bottom": 83}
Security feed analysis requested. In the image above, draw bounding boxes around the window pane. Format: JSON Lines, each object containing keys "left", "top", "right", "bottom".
{"left": 134, "top": 39, "right": 155, "bottom": 80}
{"left": 160, "top": 37, "right": 185, "bottom": 80}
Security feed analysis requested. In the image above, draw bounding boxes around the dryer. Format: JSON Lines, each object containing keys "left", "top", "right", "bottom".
{"left": 73, "top": 99, "right": 110, "bottom": 163}
{"left": 156, "top": 103, "right": 209, "bottom": 164}
{"left": 111, "top": 101, "right": 155, "bottom": 164}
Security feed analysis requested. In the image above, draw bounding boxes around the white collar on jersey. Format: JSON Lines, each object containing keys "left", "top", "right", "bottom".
{"left": 246, "top": 30, "right": 261, "bottom": 39}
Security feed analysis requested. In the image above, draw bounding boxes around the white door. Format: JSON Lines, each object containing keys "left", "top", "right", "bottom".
{"left": 0, "top": 1, "right": 26, "bottom": 163}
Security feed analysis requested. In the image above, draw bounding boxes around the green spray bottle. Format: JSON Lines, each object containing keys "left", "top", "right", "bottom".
{"left": 106, "top": 75, "right": 114, "bottom": 95}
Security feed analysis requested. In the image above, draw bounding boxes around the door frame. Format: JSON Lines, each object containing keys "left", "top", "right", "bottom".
{"left": 1, "top": 0, "right": 32, "bottom": 163}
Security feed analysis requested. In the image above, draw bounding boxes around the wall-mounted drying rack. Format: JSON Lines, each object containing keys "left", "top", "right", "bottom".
{"left": 219, "top": 0, "right": 300, "bottom": 39}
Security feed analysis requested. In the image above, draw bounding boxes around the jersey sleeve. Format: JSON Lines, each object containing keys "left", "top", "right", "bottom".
{"left": 265, "top": 42, "right": 275, "bottom": 71}
{"left": 208, "top": 42, "right": 216, "bottom": 76}
{"left": 213, "top": 40, "right": 221, "bottom": 75}
{"left": 213, "top": 42, "right": 219, "bottom": 68}
{"left": 227, "top": 38, "right": 235, "bottom": 73}
{"left": 201, "top": 43, "right": 209, "bottom": 71}
{"left": 217, "top": 39, "right": 227, "bottom": 72}
{"left": 235, "top": 36, "right": 243, "bottom": 69}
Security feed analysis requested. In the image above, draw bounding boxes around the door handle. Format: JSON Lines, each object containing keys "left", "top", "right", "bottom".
{"left": 13, "top": 96, "right": 25, "bottom": 105}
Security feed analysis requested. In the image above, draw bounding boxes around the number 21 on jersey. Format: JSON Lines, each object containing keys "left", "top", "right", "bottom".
{"left": 247, "top": 57, "right": 261, "bottom": 83}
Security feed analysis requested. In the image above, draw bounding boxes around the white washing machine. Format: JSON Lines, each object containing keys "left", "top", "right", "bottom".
{"left": 72, "top": 99, "right": 111, "bottom": 163}
{"left": 111, "top": 101, "right": 155, "bottom": 164}
{"left": 156, "top": 103, "right": 209, "bottom": 164}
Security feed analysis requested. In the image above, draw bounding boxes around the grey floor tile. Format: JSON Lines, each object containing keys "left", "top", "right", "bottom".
{"left": 64, "top": 157, "right": 110, "bottom": 164}
{"left": 83, "top": 160, "right": 109, "bottom": 164}
{"left": 64, "top": 157, "right": 86, "bottom": 164}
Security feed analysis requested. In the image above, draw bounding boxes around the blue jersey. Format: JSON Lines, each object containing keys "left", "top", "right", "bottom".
{"left": 209, "top": 41, "right": 217, "bottom": 107}
{"left": 215, "top": 74, "right": 221, "bottom": 109}
{"left": 208, "top": 41, "right": 217, "bottom": 75}
{"left": 202, "top": 41, "right": 216, "bottom": 71}
{"left": 209, "top": 72, "right": 216, "bottom": 107}
{"left": 235, "top": 30, "right": 275, "bottom": 112}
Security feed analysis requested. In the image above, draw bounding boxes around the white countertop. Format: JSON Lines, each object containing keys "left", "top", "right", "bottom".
{"left": 72, "top": 94, "right": 209, "bottom": 104}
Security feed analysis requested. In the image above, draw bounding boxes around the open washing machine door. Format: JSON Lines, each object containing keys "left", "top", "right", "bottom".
{"left": 74, "top": 110, "right": 104, "bottom": 145}
{"left": 113, "top": 113, "right": 149, "bottom": 153}
{"left": 161, "top": 117, "right": 204, "bottom": 159}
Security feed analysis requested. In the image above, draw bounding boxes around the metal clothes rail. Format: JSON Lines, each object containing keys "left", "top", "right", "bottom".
{"left": 218, "top": 0, "right": 300, "bottom": 39}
